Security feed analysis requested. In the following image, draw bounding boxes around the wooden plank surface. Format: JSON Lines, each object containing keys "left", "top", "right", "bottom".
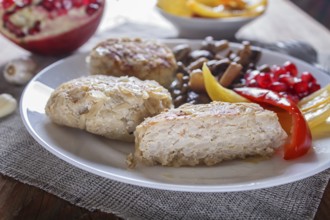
{"left": 0, "top": 175, "right": 121, "bottom": 220}
{"left": 0, "top": 0, "right": 329, "bottom": 219}
{"left": 0, "top": 172, "right": 328, "bottom": 219}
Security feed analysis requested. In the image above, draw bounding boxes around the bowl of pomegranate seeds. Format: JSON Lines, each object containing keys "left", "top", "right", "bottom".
{"left": 0, "top": 0, "right": 105, "bottom": 56}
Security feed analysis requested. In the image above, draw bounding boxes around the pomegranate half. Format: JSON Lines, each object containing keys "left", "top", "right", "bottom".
{"left": 0, "top": 0, "right": 105, "bottom": 56}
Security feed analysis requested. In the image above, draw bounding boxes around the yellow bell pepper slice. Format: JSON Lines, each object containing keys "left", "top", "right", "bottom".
{"left": 157, "top": 0, "right": 193, "bottom": 17}
{"left": 220, "top": 0, "right": 246, "bottom": 9}
{"left": 197, "top": 0, "right": 246, "bottom": 8}
{"left": 311, "top": 117, "right": 330, "bottom": 138}
{"left": 195, "top": 0, "right": 221, "bottom": 7}
{"left": 300, "top": 96, "right": 330, "bottom": 113}
{"left": 298, "top": 84, "right": 330, "bottom": 129}
{"left": 187, "top": 0, "right": 233, "bottom": 18}
{"left": 303, "top": 102, "right": 330, "bottom": 128}
{"left": 299, "top": 84, "right": 330, "bottom": 111}
{"left": 202, "top": 63, "right": 249, "bottom": 102}
{"left": 187, "top": 0, "right": 266, "bottom": 18}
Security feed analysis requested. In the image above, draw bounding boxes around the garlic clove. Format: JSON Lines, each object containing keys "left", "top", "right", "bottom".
{"left": 0, "top": 93, "right": 17, "bottom": 118}
{"left": 3, "top": 57, "right": 37, "bottom": 85}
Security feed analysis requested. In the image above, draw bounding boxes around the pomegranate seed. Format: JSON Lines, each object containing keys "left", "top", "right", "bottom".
{"left": 301, "top": 71, "right": 316, "bottom": 83}
{"left": 86, "top": 2, "right": 100, "bottom": 15}
{"left": 309, "top": 83, "right": 321, "bottom": 93}
{"left": 278, "top": 74, "right": 295, "bottom": 87}
{"left": 42, "top": 0, "right": 56, "bottom": 11}
{"left": 2, "top": 0, "right": 14, "bottom": 10}
{"left": 244, "top": 70, "right": 259, "bottom": 82}
{"left": 283, "top": 61, "right": 298, "bottom": 76}
{"left": 3, "top": 12, "right": 11, "bottom": 22}
{"left": 279, "top": 93, "right": 298, "bottom": 103}
{"left": 299, "top": 91, "right": 310, "bottom": 98}
{"left": 247, "top": 79, "right": 258, "bottom": 87}
{"left": 256, "top": 73, "right": 272, "bottom": 88}
{"left": 289, "top": 95, "right": 300, "bottom": 104}
{"left": 72, "top": 0, "right": 84, "bottom": 7}
{"left": 272, "top": 66, "right": 287, "bottom": 80}
{"left": 4, "top": 18, "right": 26, "bottom": 38}
{"left": 41, "top": 0, "right": 89, "bottom": 15}
{"left": 293, "top": 80, "right": 309, "bottom": 94}
{"left": 28, "top": 21, "right": 41, "bottom": 35}
{"left": 269, "top": 82, "right": 288, "bottom": 92}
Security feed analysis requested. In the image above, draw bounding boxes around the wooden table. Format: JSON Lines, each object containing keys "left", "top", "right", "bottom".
{"left": 0, "top": 0, "right": 329, "bottom": 219}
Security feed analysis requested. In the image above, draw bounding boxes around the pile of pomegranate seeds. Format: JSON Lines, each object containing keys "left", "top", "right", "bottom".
{"left": 1, "top": 0, "right": 103, "bottom": 38}
{"left": 244, "top": 61, "right": 321, "bottom": 103}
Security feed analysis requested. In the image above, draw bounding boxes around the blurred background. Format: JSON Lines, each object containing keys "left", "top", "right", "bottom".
{"left": 291, "top": 0, "right": 330, "bottom": 30}
{"left": 1, "top": 0, "right": 329, "bottom": 64}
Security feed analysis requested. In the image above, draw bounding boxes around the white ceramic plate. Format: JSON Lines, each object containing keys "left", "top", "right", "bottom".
{"left": 20, "top": 40, "right": 330, "bottom": 192}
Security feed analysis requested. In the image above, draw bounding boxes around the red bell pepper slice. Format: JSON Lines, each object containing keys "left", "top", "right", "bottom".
{"left": 234, "top": 87, "right": 312, "bottom": 160}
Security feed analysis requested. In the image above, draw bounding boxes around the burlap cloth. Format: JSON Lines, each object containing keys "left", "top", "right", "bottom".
{"left": 1, "top": 22, "right": 330, "bottom": 220}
